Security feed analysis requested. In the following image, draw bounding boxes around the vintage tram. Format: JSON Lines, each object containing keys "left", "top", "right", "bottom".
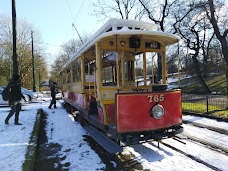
{"left": 59, "top": 19, "right": 183, "bottom": 153}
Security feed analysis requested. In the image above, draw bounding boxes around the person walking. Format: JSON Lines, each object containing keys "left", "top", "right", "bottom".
{"left": 48, "top": 82, "right": 57, "bottom": 109}
{"left": 5, "top": 74, "right": 26, "bottom": 125}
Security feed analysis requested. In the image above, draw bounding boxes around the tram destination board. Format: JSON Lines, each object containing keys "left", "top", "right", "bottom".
{"left": 145, "top": 42, "right": 160, "bottom": 49}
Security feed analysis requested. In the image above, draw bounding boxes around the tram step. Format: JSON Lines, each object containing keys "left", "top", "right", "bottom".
{"left": 84, "top": 125, "right": 123, "bottom": 154}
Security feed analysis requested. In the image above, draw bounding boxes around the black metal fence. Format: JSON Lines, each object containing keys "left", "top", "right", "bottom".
{"left": 182, "top": 93, "right": 228, "bottom": 114}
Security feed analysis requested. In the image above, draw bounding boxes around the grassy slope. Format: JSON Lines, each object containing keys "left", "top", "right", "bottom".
{"left": 172, "top": 73, "right": 228, "bottom": 119}
{"left": 180, "top": 73, "right": 226, "bottom": 94}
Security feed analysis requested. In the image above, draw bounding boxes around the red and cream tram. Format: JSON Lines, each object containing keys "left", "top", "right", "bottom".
{"left": 60, "top": 19, "right": 183, "bottom": 152}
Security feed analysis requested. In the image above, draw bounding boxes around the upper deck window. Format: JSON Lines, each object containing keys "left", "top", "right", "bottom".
{"left": 106, "top": 27, "right": 112, "bottom": 32}
{"left": 106, "top": 26, "right": 142, "bottom": 32}
{"left": 117, "top": 27, "right": 122, "bottom": 30}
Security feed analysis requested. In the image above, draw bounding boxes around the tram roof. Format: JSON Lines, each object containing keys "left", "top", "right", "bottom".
{"left": 61, "top": 18, "right": 180, "bottom": 71}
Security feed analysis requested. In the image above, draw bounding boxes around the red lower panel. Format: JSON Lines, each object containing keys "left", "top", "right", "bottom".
{"left": 105, "top": 104, "right": 115, "bottom": 124}
{"left": 63, "top": 91, "right": 85, "bottom": 107}
{"left": 98, "top": 107, "right": 104, "bottom": 123}
{"left": 116, "top": 91, "right": 182, "bottom": 133}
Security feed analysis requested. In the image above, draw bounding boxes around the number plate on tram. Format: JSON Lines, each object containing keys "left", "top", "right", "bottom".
{"left": 148, "top": 95, "right": 165, "bottom": 103}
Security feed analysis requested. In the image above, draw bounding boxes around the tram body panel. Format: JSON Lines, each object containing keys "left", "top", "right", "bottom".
{"left": 105, "top": 104, "right": 116, "bottom": 123}
{"left": 116, "top": 90, "right": 182, "bottom": 133}
{"left": 63, "top": 91, "right": 86, "bottom": 108}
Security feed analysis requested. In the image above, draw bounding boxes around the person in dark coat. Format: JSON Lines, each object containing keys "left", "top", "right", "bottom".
{"left": 48, "top": 82, "right": 57, "bottom": 109}
{"left": 5, "top": 74, "right": 26, "bottom": 125}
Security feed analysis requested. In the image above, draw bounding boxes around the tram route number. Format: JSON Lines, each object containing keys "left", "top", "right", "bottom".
{"left": 148, "top": 95, "right": 164, "bottom": 103}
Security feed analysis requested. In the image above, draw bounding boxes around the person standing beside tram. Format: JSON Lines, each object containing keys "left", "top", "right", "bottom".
{"left": 48, "top": 82, "right": 57, "bottom": 109}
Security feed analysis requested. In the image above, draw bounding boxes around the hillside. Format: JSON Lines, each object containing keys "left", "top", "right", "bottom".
{"left": 169, "top": 73, "right": 227, "bottom": 94}
{"left": 169, "top": 73, "right": 228, "bottom": 120}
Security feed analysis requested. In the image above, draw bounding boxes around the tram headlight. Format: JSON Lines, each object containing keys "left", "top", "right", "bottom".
{"left": 151, "top": 104, "right": 164, "bottom": 119}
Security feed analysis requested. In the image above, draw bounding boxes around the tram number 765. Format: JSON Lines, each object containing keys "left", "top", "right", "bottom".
{"left": 148, "top": 95, "right": 165, "bottom": 103}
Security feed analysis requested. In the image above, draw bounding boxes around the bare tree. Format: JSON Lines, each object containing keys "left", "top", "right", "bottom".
{"left": 90, "top": 0, "right": 226, "bottom": 93}
{"left": 205, "top": 0, "right": 228, "bottom": 94}
{"left": 92, "top": 0, "right": 145, "bottom": 20}
{"left": 0, "top": 16, "right": 48, "bottom": 88}
{"left": 138, "top": 0, "right": 179, "bottom": 82}
{"left": 60, "top": 38, "right": 86, "bottom": 59}
{"left": 171, "top": 1, "right": 215, "bottom": 93}
{"left": 201, "top": 31, "right": 215, "bottom": 77}
{"left": 49, "top": 36, "right": 88, "bottom": 83}
{"left": 138, "top": 0, "right": 177, "bottom": 32}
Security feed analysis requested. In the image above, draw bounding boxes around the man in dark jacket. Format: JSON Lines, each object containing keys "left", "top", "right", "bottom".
{"left": 5, "top": 74, "right": 26, "bottom": 125}
{"left": 48, "top": 82, "right": 57, "bottom": 109}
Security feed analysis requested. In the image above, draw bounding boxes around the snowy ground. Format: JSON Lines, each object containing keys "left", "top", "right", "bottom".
{"left": 0, "top": 98, "right": 228, "bottom": 171}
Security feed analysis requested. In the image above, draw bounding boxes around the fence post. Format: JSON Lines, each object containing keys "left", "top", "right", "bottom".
{"left": 206, "top": 95, "right": 209, "bottom": 113}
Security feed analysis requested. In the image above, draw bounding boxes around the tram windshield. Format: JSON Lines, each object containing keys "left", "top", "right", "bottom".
{"left": 102, "top": 51, "right": 135, "bottom": 87}
{"left": 101, "top": 49, "right": 162, "bottom": 90}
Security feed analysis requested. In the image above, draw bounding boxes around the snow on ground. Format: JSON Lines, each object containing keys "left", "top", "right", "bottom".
{"left": 0, "top": 102, "right": 41, "bottom": 171}
{"left": 0, "top": 98, "right": 228, "bottom": 171}
{"left": 184, "top": 115, "right": 228, "bottom": 131}
{"left": 124, "top": 143, "right": 214, "bottom": 171}
{"left": 41, "top": 101, "right": 105, "bottom": 170}
{"left": 182, "top": 124, "right": 228, "bottom": 148}
{"left": 163, "top": 138, "right": 228, "bottom": 171}
{"left": 0, "top": 98, "right": 106, "bottom": 171}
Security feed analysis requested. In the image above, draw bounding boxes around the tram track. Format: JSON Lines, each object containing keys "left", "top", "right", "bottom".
{"left": 112, "top": 125, "right": 227, "bottom": 171}
{"left": 176, "top": 133, "right": 228, "bottom": 155}
{"left": 157, "top": 119, "right": 228, "bottom": 171}
{"left": 181, "top": 120, "right": 228, "bottom": 155}
{"left": 160, "top": 141, "right": 222, "bottom": 171}
{"left": 126, "top": 131, "right": 228, "bottom": 171}
{"left": 183, "top": 119, "right": 228, "bottom": 136}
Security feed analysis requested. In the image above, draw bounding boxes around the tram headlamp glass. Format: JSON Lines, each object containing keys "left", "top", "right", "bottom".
{"left": 151, "top": 104, "right": 164, "bottom": 119}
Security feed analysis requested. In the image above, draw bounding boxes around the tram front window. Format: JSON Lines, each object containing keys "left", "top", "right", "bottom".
{"left": 102, "top": 51, "right": 135, "bottom": 87}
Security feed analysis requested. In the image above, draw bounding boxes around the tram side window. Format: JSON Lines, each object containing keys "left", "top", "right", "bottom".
{"left": 73, "top": 60, "right": 81, "bottom": 82}
{"left": 102, "top": 65, "right": 115, "bottom": 86}
{"left": 62, "top": 72, "right": 66, "bottom": 84}
{"left": 85, "top": 61, "right": 95, "bottom": 82}
{"left": 66, "top": 68, "right": 71, "bottom": 83}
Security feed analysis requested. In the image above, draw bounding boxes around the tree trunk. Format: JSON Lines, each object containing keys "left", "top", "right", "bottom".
{"left": 225, "top": 65, "right": 228, "bottom": 108}
{"left": 222, "top": 40, "right": 228, "bottom": 96}
{"left": 207, "top": 0, "right": 228, "bottom": 94}
{"left": 203, "top": 55, "right": 208, "bottom": 78}
{"left": 192, "top": 54, "right": 211, "bottom": 93}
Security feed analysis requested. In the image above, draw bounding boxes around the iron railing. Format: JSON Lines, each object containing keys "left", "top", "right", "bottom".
{"left": 182, "top": 93, "right": 228, "bottom": 114}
